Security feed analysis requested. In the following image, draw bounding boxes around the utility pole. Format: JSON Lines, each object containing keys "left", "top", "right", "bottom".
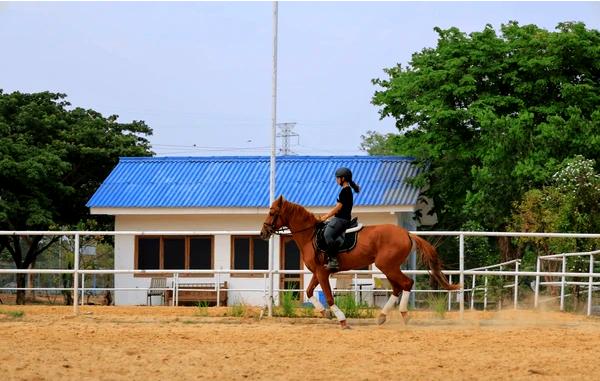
{"left": 276, "top": 122, "right": 299, "bottom": 155}
{"left": 268, "top": 1, "right": 278, "bottom": 318}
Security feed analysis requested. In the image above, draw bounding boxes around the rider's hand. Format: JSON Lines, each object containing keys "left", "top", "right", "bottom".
{"left": 320, "top": 214, "right": 328, "bottom": 222}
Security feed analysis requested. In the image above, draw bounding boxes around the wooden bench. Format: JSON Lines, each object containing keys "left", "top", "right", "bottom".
{"left": 166, "top": 282, "right": 228, "bottom": 306}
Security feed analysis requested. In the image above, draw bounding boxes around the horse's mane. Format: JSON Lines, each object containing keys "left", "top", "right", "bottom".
{"left": 282, "top": 200, "right": 318, "bottom": 224}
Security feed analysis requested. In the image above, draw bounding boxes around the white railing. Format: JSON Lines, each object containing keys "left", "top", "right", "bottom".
{"left": 1, "top": 230, "right": 600, "bottom": 317}
{"left": 535, "top": 249, "right": 600, "bottom": 316}
{"left": 468, "top": 259, "right": 521, "bottom": 311}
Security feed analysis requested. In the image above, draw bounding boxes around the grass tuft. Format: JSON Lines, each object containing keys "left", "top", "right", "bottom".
{"left": 195, "top": 301, "right": 209, "bottom": 317}
{"left": 277, "top": 289, "right": 297, "bottom": 318}
{"left": 228, "top": 302, "right": 248, "bottom": 317}
{"left": 334, "top": 294, "right": 375, "bottom": 318}
{"left": 0, "top": 309, "right": 25, "bottom": 318}
{"left": 425, "top": 293, "right": 447, "bottom": 319}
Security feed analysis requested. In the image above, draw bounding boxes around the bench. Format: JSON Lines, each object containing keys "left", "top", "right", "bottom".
{"left": 166, "top": 282, "right": 228, "bottom": 306}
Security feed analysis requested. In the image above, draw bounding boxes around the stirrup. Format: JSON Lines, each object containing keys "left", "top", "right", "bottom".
{"left": 325, "top": 257, "right": 339, "bottom": 270}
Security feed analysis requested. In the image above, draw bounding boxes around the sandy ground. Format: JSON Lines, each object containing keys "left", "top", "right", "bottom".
{"left": 1, "top": 306, "right": 600, "bottom": 381}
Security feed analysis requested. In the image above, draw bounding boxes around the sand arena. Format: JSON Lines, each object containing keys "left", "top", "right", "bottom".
{"left": 1, "top": 306, "right": 600, "bottom": 381}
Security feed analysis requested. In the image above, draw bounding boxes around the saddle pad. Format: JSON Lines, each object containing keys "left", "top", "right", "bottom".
{"left": 314, "top": 224, "right": 362, "bottom": 253}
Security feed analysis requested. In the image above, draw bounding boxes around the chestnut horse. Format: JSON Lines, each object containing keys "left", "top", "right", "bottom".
{"left": 260, "top": 196, "right": 459, "bottom": 329}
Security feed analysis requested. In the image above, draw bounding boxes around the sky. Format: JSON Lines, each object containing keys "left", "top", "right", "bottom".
{"left": 1, "top": 1, "right": 599, "bottom": 157}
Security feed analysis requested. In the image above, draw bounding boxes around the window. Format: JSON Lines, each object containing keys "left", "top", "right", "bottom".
{"left": 135, "top": 236, "right": 213, "bottom": 277}
{"left": 232, "top": 236, "right": 269, "bottom": 277}
{"left": 138, "top": 238, "right": 160, "bottom": 270}
{"left": 190, "top": 237, "right": 212, "bottom": 270}
{"left": 164, "top": 238, "right": 185, "bottom": 270}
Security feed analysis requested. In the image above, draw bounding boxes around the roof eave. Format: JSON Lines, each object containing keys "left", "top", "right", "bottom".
{"left": 89, "top": 205, "right": 416, "bottom": 216}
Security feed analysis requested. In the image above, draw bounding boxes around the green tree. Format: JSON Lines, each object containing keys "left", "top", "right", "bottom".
{"left": 511, "top": 156, "right": 600, "bottom": 256}
{"left": 0, "top": 90, "right": 153, "bottom": 304}
{"left": 369, "top": 22, "right": 600, "bottom": 261}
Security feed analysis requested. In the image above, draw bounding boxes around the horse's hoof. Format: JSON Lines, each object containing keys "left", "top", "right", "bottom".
{"left": 377, "top": 313, "right": 387, "bottom": 325}
{"left": 340, "top": 320, "right": 351, "bottom": 329}
{"left": 319, "top": 310, "right": 326, "bottom": 318}
{"left": 401, "top": 311, "right": 410, "bottom": 324}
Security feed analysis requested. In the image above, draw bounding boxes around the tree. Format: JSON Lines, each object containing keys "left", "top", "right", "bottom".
{"left": 511, "top": 155, "right": 600, "bottom": 255}
{"left": 0, "top": 90, "right": 153, "bottom": 304}
{"left": 369, "top": 22, "right": 600, "bottom": 262}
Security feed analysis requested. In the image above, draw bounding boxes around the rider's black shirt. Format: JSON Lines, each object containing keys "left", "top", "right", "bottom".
{"left": 335, "top": 186, "right": 353, "bottom": 221}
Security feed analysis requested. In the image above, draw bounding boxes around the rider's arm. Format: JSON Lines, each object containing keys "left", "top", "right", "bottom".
{"left": 320, "top": 202, "right": 342, "bottom": 222}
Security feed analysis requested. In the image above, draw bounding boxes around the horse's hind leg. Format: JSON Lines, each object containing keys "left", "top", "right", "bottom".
{"left": 377, "top": 265, "right": 414, "bottom": 325}
{"left": 306, "top": 273, "right": 325, "bottom": 316}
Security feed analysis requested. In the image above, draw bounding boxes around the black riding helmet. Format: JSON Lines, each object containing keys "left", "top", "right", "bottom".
{"left": 335, "top": 167, "right": 352, "bottom": 181}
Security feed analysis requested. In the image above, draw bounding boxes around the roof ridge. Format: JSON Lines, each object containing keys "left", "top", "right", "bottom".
{"left": 120, "top": 155, "right": 416, "bottom": 161}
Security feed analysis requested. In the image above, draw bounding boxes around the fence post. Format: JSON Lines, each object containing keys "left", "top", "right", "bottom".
{"left": 499, "top": 265, "right": 503, "bottom": 310}
{"left": 216, "top": 271, "right": 221, "bottom": 307}
{"left": 514, "top": 260, "right": 519, "bottom": 310}
{"left": 534, "top": 256, "right": 541, "bottom": 308}
{"left": 588, "top": 254, "right": 594, "bottom": 316}
{"left": 483, "top": 271, "right": 488, "bottom": 311}
{"left": 459, "top": 233, "right": 464, "bottom": 318}
{"left": 174, "top": 272, "right": 179, "bottom": 306}
{"left": 470, "top": 275, "right": 476, "bottom": 310}
{"left": 448, "top": 274, "right": 452, "bottom": 311}
{"left": 73, "top": 233, "right": 80, "bottom": 315}
{"left": 560, "top": 256, "right": 566, "bottom": 311}
{"left": 171, "top": 275, "right": 175, "bottom": 306}
{"left": 267, "top": 238, "right": 274, "bottom": 317}
{"left": 81, "top": 272, "right": 85, "bottom": 306}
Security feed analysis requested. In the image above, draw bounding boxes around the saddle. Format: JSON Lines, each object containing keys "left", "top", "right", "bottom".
{"left": 314, "top": 217, "right": 363, "bottom": 254}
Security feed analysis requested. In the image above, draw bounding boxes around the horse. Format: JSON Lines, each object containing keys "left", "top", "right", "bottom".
{"left": 260, "top": 195, "right": 459, "bottom": 329}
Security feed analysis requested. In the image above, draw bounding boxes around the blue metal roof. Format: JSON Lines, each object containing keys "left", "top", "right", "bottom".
{"left": 87, "top": 156, "right": 421, "bottom": 208}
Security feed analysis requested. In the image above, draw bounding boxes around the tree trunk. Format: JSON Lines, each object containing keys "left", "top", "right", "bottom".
{"left": 498, "top": 236, "right": 521, "bottom": 261}
{"left": 16, "top": 272, "right": 26, "bottom": 305}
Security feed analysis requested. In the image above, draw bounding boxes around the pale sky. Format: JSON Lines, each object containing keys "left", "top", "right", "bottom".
{"left": 2, "top": 1, "right": 599, "bottom": 156}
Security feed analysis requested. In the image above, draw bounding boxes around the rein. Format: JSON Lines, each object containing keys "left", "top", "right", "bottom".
{"left": 263, "top": 205, "right": 318, "bottom": 236}
{"left": 262, "top": 222, "right": 316, "bottom": 236}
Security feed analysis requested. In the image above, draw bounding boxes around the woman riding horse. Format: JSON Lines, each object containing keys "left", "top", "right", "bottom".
{"left": 261, "top": 196, "right": 459, "bottom": 329}
{"left": 319, "top": 167, "right": 360, "bottom": 271}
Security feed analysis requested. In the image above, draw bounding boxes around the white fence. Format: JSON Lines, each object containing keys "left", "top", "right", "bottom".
{"left": 1, "top": 230, "right": 600, "bottom": 317}
{"left": 535, "top": 249, "right": 600, "bottom": 316}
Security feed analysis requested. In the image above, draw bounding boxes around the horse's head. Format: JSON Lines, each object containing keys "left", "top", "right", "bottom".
{"left": 260, "top": 195, "right": 286, "bottom": 240}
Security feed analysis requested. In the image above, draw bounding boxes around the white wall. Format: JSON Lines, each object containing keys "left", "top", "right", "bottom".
{"left": 113, "top": 210, "right": 412, "bottom": 306}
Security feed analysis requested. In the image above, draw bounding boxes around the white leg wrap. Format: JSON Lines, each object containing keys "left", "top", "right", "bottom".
{"left": 309, "top": 295, "right": 325, "bottom": 312}
{"left": 330, "top": 304, "right": 346, "bottom": 322}
{"left": 399, "top": 290, "right": 410, "bottom": 312}
{"left": 381, "top": 294, "right": 399, "bottom": 315}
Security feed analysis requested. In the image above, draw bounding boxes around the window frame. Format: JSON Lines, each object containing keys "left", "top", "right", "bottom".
{"left": 134, "top": 235, "right": 214, "bottom": 278}
{"left": 230, "top": 235, "right": 269, "bottom": 278}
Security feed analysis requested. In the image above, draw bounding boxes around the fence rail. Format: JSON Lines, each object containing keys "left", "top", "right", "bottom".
{"left": 1, "top": 230, "right": 599, "bottom": 316}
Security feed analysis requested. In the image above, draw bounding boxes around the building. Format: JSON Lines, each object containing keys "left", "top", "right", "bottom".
{"left": 87, "top": 155, "right": 423, "bottom": 306}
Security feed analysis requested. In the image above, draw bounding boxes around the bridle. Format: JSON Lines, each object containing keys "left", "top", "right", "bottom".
{"left": 262, "top": 208, "right": 318, "bottom": 236}
{"left": 262, "top": 208, "right": 285, "bottom": 236}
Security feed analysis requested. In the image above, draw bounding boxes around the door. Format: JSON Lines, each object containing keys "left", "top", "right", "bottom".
{"left": 280, "top": 237, "right": 303, "bottom": 300}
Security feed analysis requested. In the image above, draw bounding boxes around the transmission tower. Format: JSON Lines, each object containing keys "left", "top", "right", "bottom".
{"left": 276, "top": 122, "right": 299, "bottom": 155}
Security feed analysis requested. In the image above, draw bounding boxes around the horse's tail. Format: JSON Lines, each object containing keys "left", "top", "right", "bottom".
{"left": 410, "top": 234, "right": 460, "bottom": 291}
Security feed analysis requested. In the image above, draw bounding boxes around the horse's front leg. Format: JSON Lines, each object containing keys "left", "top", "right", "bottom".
{"left": 316, "top": 269, "right": 350, "bottom": 329}
{"left": 306, "top": 273, "right": 326, "bottom": 317}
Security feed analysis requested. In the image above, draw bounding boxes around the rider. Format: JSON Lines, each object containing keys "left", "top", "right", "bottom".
{"left": 319, "top": 167, "right": 360, "bottom": 270}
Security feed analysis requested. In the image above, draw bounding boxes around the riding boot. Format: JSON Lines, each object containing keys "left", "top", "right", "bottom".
{"left": 325, "top": 249, "right": 339, "bottom": 271}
